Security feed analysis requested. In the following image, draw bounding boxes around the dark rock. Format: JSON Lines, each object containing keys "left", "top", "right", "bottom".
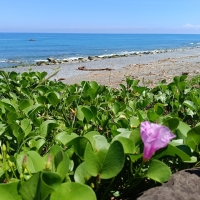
{"left": 47, "top": 57, "right": 57, "bottom": 63}
{"left": 182, "top": 72, "right": 189, "bottom": 75}
{"left": 81, "top": 58, "right": 90, "bottom": 62}
{"left": 78, "top": 57, "right": 84, "bottom": 61}
{"left": 88, "top": 56, "right": 95, "bottom": 60}
{"left": 36, "top": 61, "right": 47, "bottom": 66}
{"left": 137, "top": 168, "right": 200, "bottom": 200}
{"left": 62, "top": 59, "right": 69, "bottom": 62}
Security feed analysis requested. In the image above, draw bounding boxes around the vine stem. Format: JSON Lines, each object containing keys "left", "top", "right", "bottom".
{"left": 100, "top": 177, "right": 115, "bottom": 200}
{"left": 3, "top": 151, "right": 9, "bottom": 182}
{"left": 128, "top": 160, "right": 145, "bottom": 188}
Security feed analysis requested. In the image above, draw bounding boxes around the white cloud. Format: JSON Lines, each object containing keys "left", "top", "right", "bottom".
{"left": 183, "top": 23, "right": 200, "bottom": 29}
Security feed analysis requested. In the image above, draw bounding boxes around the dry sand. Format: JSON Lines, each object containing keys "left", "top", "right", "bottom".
{"left": 64, "top": 55, "right": 200, "bottom": 88}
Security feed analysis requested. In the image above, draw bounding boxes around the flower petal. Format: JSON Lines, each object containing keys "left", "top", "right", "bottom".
{"left": 140, "top": 121, "right": 176, "bottom": 160}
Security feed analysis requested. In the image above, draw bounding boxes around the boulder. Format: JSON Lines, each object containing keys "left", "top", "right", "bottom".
{"left": 47, "top": 57, "right": 57, "bottom": 63}
{"left": 36, "top": 61, "right": 47, "bottom": 66}
{"left": 137, "top": 168, "right": 200, "bottom": 200}
{"left": 88, "top": 56, "right": 95, "bottom": 60}
{"left": 62, "top": 59, "right": 69, "bottom": 62}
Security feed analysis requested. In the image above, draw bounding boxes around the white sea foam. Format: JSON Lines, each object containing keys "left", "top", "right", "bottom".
{"left": 0, "top": 59, "right": 20, "bottom": 63}
{"left": 34, "top": 59, "right": 48, "bottom": 62}
{"left": 66, "top": 57, "right": 80, "bottom": 60}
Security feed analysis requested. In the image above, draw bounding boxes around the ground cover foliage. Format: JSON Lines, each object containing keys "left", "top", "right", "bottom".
{"left": 0, "top": 70, "right": 199, "bottom": 200}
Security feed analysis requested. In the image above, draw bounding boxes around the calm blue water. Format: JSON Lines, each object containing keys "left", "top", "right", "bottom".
{"left": 0, "top": 33, "right": 200, "bottom": 68}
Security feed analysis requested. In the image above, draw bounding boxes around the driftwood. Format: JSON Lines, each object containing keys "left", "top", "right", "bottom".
{"left": 54, "top": 78, "right": 66, "bottom": 82}
{"left": 77, "top": 66, "right": 113, "bottom": 71}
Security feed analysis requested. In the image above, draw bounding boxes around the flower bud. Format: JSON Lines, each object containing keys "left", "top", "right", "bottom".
{"left": 97, "top": 173, "right": 101, "bottom": 184}
{"left": 20, "top": 173, "right": 24, "bottom": 180}
{"left": 22, "top": 155, "right": 27, "bottom": 170}
{"left": 45, "top": 154, "right": 52, "bottom": 170}
{"left": 90, "top": 183, "right": 95, "bottom": 188}
{"left": 8, "top": 160, "right": 13, "bottom": 168}
{"left": 6, "top": 154, "right": 10, "bottom": 159}
{"left": 2, "top": 144, "right": 6, "bottom": 152}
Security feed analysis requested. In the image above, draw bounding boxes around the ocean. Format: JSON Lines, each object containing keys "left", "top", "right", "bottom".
{"left": 0, "top": 33, "right": 200, "bottom": 68}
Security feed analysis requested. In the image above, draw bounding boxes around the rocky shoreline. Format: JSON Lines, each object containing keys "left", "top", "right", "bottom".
{"left": 2, "top": 47, "right": 200, "bottom": 88}
{"left": 7, "top": 46, "right": 200, "bottom": 68}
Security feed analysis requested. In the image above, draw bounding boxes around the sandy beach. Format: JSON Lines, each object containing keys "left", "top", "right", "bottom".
{"left": 2, "top": 47, "right": 200, "bottom": 88}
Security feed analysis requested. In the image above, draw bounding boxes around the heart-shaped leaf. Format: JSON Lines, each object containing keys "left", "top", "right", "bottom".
{"left": 145, "top": 159, "right": 171, "bottom": 183}
{"left": 85, "top": 139, "right": 125, "bottom": 179}
{"left": 50, "top": 182, "right": 96, "bottom": 200}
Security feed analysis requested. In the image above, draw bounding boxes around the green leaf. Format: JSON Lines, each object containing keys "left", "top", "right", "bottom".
{"left": 115, "top": 136, "right": 136, "bottom": 154}
{"left": 145, "top": 159, "right": 171, "bottom": 183}
{"left": 20, "top": 173, "right": 40, "bottom": 200}
{"left": 36, "top": 96, "right": 48, "bottom": 104}
{"left": 0, "top": 124, "right": 7, "bottom": 136}
{"left": 81, "top": 107, "right": 93, "bottom": 122}
{"left": 53, "top": 151, "right": 70, "bottom": 180}
{"left": 40, "top": 171, "right": 63, "bottom": 197}
{"left": 85, "top": 140, "right": 125, "bottom": 179}
{"left": 7, "top": 112, "right": 18, "bottom": 123}
{"left": 55, "top": 132, "right": 77, "bottom": 145}
{"left": 39, "top": 120, "right": 58, "bottom": 138}
{"left": 90, "top": 81, "right": 99, "bottom": 91}
{"left": 84, "top": 131, "right": 100, "bottom": 144}
{"left": 130, "top": 116, "right": 140, "bottom": 128}
{"left": 147, "top": 108, "right": 159, "bottom": 122}
{"left": 9, "top": 71, "right": 18, "bottom": 80}
{"left": 0, "top": 100, "right": 16, "bottom": 112}
{"left": 112, "top": 103, "right": 120, "bottom": 115}
{"left": 129, "top": 154, "right": 143, "bottom": 163}
{"left": 186, "top": 125, "right": 200, "bottom": 152}
{"left": 177, "top": 81, "right": 186, "bottom": 91}
{"left": 77, "top": 106, "right": 84, "bottom": 121}
{"left": 154, "top": 103, "right": 164, "bottom": 115}
{"left": 50, "top": 182, "right": 97, "bottom": 200}
{"left": 183, "top": 100, "right": 196, "bottom": 111}
{"left": 155, "top": 143, "right": 191, "bottom": 162}
{"left": 177, "top": 121, "right": 191, "bottom": 138}
{"left": 87, "top": 81, "right": 99, "bottom": 99}
{"left": 47, "top": 92, "right": 60, "bottom": 106}
{"left": 66, "top": 137, "right": 89, "bottom": 159}
{"left": 16, "top": 151, "right": 46, "bottom": 174}
{"left": 163, "top": 118, "right": 179, "bottom": 131}
{"left": 74, "top": 162, "right": 91, "bottom": 184}
{"left": 0, "top": 181, "right": 21, "bottom": 200}
{"left": 65, "top": 95, "right": 79, "bottom": 106}
{"left": 129, "top": 128, "right": 142, "bottom": 146}
{"left": 23, "top": 104, "right": 43, "bottom": 118}
{"left": 37, "top": 71, "right": 48, "bottom": 80}
{"left": 112, "top": 129, "right": 141, "bottom": 154}
{"left": 20, "top": 171, "right": 62, "bottom": 200}
{"left": 28, "top": 138, "right": 45, "bottom": 151}
{"left": 20, "top": 119, "right": 32, "bottom": 137}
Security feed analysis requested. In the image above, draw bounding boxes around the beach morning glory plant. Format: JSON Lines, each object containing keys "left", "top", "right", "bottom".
{"left": 140, "top": 121, "right": 176, "bottom": 162}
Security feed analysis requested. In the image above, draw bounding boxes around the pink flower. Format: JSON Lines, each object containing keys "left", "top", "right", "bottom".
{"left": 140, "top": 121, "right": 176, "bottom": 161}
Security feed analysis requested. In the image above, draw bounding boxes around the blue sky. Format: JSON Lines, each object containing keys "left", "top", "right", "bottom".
{"left": 1, "top": 0, "right": 200, "bottom": 33}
